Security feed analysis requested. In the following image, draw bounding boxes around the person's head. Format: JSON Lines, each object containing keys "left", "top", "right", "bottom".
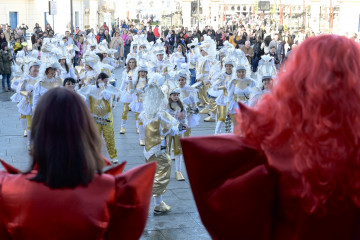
{"left": 139, "top": 45, "right": 146, "bottom": 50}
{"left": 29, "top": 64, "right": 40, "bottom": 77}
{"left": 177, "top": 76, "right": 186, "bottom": 88}
{"left": 97, "top": 72, "right": 109, "bottom": 87}
{"left": 236, "top": 68, "right": 246, "bottom": 79}
{"left": 30, "top": 88, "right": 104, "bottom": 188}
{"left": 0, "top": 32, "right": 5, "bottom": 39}
{"left": 177, "top": 44, "right": 183, "bottom": 53}
{"left": 225, "top": 64, "right": 233, "bottom": 73}
{"left": 157, "top": 53, "right": 164, "bottom": 61}
{"left": 62, "top": 37, "right": 68, "bottom": 44}
{"left": 200, "top": 49, "right": 208, "bottom": 57}
{"left": 63, "top": 77, "right": 76, "bottom": 90}
{"left": 139, "top": 70, "right": 147, "bottom": 78}
{"left": 270, "top": 45, "right": 276, "bottom": 54}
{"left": 65, "top": 31, "right": 70, "bottom": 37}
{"left": 114, "top": 32, "right": 120, "bottom": 37}
{"left": 238, "top": 35, "right": 360, "bottom": 214}
{"left": 35, "top": 23, "right": 39, "bottom": 27}
{"left": 45, "top": 67, "right": 57, "bottom": 78}
{"left": 85, "top": 64, "right": 93, "bottom": 71}
{"left": 99, "top": 28, "right": 104, "bottom": 34}
{"left": 245, "top": 40, "right": 250, "bottom": 48}
{"left": 90, "top": 45, "right": 96, "bottom": 51}
{"left": 1, "top": 42, "right": 8, "bottom": 51}
{"left": 59, "top": 58, "right": 67, "bottom": 65}
{"left": 169, "top": 92, "right": 179, "bottom": 102}
{"left": 262, "top": 77, "right": 272, "bottom": 90}
{"left": 105, "top": 30, "right": 109, "bottom": 36}
{"left": 127, "top": 58, "right": 137, "bottom": 72}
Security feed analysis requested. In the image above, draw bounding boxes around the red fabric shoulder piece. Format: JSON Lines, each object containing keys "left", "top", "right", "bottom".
{"left": 181, "top": 135, "right": 275, "bottom": 240}
{"left": 103, "top": 162, "right": 126, "bottom": 176}
{"left": 0, "top": 159, "right": 21, "bottom": 174}
{"left": 103, "top": 156, "right": 112, "bottom": 166}
{"left": 105, "top": 162, "right": 156, "bottom": 240}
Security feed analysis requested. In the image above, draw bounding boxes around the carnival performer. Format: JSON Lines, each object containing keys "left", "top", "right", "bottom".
{"left": 59, "top": 55, "right": 77, "bottom": 80}
{"left": 0, "top": 87, "right": 156, "bottom": 240}
{"left": 166, "top": 88, "right": 187, "bottom": 181}
{"left": 78, "top": 73, "right": 120, "bottom": 164}
{"left": 181, "top": 35, "right": 360, "bottom": 240}
{"left": 195, "top": 36, "right": 217, "bottom": 121}
{"left": 176, "top": 65, "right": 200, "bottom": 137}
{"left": 78, "top": 55, "right": 99, "bottom": 88}
{"left": 210, "top": 55, "right": 236, "bottom": 134}
{"left": 169, "top": 44, "right": 188, "bottom": 70}
{"left": 119, "top": 53, "right": 137, "bottom": 134}
{"left": 15, "top": 60, "right": 41, "bottom": 150}
{"left": 187, "top": 38, "right": 200, "bottom": 85}
{"left": 129, "top": 61, "right": 148, "bottom": 145}
{"left": 33, "top": 59, "right": 62, "bottom": 111}
{"left": 227, "top": 64, "right": 258, "bottom": 129}
{"left": 139, "top": 82, "right": 180, "bottom": 214}
{"left": 249, "top": 75, "right": 273, "bottom": 107}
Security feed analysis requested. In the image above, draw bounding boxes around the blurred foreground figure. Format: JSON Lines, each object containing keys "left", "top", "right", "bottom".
{"left": 0, "top": 88, "right": 156, "bottom": 240}
{"left": 181, "top": 35, "right": 360, "bottom": 240}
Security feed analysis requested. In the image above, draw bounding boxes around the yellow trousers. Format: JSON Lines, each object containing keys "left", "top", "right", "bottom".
{"left": 135, "top": 112, "right": 143, "bottom": 125}
{"left": 97, "top": 114, "right": 117, "bottom": 159}
{"left": 217, "top": 105, "right": 227, "bottom": 122}
{"left": 183, "top": 128, "right": 191, "bottom": 137}
{"left": 20, "top": 114, "right": 32, "bottom": 130}
{"left": 146, "top": 152, "right": 171, "bottom": 197}
{"left": 198, "top": 83, "right": 209, "bottom": 105}
{"left": 121, "top": 103, "right": 130, "bottom": 120}
{"left": 166, "top": 135, "right": 182, "bottom": 156}
{"left": 209, "top": 98, "right": 217, "bottom": 115}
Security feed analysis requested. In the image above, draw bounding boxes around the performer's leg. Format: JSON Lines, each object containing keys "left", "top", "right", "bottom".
{"left": 138, "top": 120, "right": 145, "bottom": 146}
{"left": 183, "top": 128, "right": 191, "bottom": 137}
{"left": 102, "top": 115, "right": 118, "bottom": 162}
{"left": 215, "top": 105, "right": 226, "bottom": 134}
{"left": 135, "top": 112, "right": 140, "bottom": 134}
{"left": 230, "top": 114, "right": 237, "bottom": 133}
{"left": 20, "top": 114, "right": 28, "bottom": 137}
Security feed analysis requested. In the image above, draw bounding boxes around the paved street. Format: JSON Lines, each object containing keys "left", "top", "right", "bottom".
{"left": 0, "top": 67, "right": 215, "bottom": 240}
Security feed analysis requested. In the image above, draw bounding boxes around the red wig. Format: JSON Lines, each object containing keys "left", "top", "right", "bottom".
{"left": 237, "top": 35, "right": 360, "bottom": 214}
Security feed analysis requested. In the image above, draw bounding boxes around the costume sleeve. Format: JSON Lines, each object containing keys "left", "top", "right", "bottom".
{"left": 0, "top": 172, "right": 12, "bottom": 240}
{"left": 181, "top": 135, "right": 275, "bottom": 240}
{"left": 32, "top": 81, "right": 41, "bottom": 111}
{"left": 105, "top": 162, "right": 156, "bottom": 240}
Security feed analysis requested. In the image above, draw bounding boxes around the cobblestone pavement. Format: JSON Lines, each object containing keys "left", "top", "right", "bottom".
{"left": 0, "top": 67, "right": 218, "bottom": 240}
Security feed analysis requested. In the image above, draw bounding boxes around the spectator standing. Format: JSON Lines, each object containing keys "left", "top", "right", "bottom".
{"left": 121, "top": 29, "right": 129, "bottom": 45}
{"left": 0, "top": 42, "right": 13, "bottom": 92}
{"left": 229, "top": 30, "right": 240, "bottom": 48}
{"left": 0, "top": 32, "right": 7, "bottom": 47}
{"left": 19, "top": 23, "right": 28, "bottom": 36}
{"left": 102, "top": 22, "right": 109, "bottom": 32}
{"left": 124, "top": 34, "right": 132, "bottom": 62}
{"left": 74, "top": 36, "right": 83, "bottom": 66}
{"left": 4, "top": 26, "right": 11, "bottom": 42}
{"left": 147, "top": 28, "right": 156, "bottom": 44}
{"left": 45, "top": 24, "right": 52, "bottom": 34}
{"left": 96, "top": 29, "right": 105, "bottom": 43}
{"left": 153, "top": 25, "right": 160, "bottom": 39}
{"left": 109, "top": 32, "right": 124, "bottom": 60}
{"left": 241, "top": 40, "right": 254, "bottom": 64}
{"left": 104, "top": 30, "right": 111, "bottom": 44}
{"left": 75, "top": 26, "right": 81, "bottom": 35}
{"left": 34, "top": 23, "right": 42, "bottom": 35}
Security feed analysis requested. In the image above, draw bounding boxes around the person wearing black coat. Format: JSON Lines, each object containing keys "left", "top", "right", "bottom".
{"left": 147, "top": 29, "right": 156, "bottom": 43}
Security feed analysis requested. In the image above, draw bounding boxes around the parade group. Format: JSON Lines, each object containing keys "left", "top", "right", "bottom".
{"left": 5, "top": 27, "right": 277, "bottom": 214}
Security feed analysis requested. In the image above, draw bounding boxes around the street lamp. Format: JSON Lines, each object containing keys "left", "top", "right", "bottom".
{"left": 70, "top": 0, "right": 74, "bottom": 33}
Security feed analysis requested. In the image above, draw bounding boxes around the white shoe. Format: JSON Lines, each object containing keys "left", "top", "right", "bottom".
{"left": 111, "top": 158, "right": 119, "bottom": 164}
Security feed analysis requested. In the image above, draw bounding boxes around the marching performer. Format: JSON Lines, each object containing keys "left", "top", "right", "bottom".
{"left": 78, "top": 72, "right": 121, "bottom": 164}
{"left": 228, "top": 64, "right": 258, "bottom": 130}
{"left": 195, "top": 36, "right": 217, "bottom": 121}
{"left": 176, "top": 65, "right": 200, "bottom": 137}
{"left": 59, "top": 55, "right": 77, "bottom": 80}
{"left": 187, "top": 38, "right": 200, "bottom": 85}
{"left": 166, "top": 88, "right": 187, "bottom": 181}
{"left": 129, "top": 61, "right": 149, "bottom": 145}
{"left": 139, "top": 82, "right": 180, "bottom": 214}
{"left": 119, "top": 53, "right": 137, "bottom": 134}
{"left": 16, "top": 60, "right": 41, "bottom": 149}
{"left": 170, "top": 44, "right": 188, "bottom": 70}
{"left": 249, "top": 75, "right": 273, "bottom": 107}
{"left": 211, "top": 56, "right": 236, "bottom": 134}
{"left": 78, "top": 55, "right": 99, "bottom": 88}
{"left": 33, "top": 59, "right": 63, "bottom": 111}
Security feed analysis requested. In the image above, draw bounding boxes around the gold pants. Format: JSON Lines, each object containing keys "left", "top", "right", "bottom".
{"left": 135, "top": 112, "right": 143, "bottom": 125}
{"left": 97, "top": 114, "right": 117, "bottom": 159}
{"left": 146, "top": 152, "right": 171, "bottom": 197}
{"left": 198, "top": 83, "right": 209, "bottom": 105}
{"left": 166, "top": 135, "right": 182, "bottom": 156}
{"left": 209, "top": 98, "right": 217, "bottom": 115}
{"left": 217, "top": 105, "right": 227, "bottom": 122}
{"left": 183, "top": 128, "right": 191, "bottom": 137}
{"left": 121, "top": 103, "right": 130, "bottom": 120}
{"left": 20, "top": 114, "right": 32, "bottom": 130}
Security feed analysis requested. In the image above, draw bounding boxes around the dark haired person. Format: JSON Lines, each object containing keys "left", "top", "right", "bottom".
{"left": 0, "top": 87, "right": 156, "bottom": 239}
{"left": 0, "top": 42, "right": 12, "bottom": 92}
{"left": 63, "top": 77, "right": 76, "bottom": 91}
{"left": 181, "top": 35, "right": 360, "bottom": 239}
{"left": 59, "top": 56, "right": 76, "bottom": 80}
{"left": 79, "top": 73, "right": 120, "bottom": 163}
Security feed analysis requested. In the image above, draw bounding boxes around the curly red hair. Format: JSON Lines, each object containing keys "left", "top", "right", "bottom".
{"left": 237, "top": 35, "right": 360, "bottom": 214}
